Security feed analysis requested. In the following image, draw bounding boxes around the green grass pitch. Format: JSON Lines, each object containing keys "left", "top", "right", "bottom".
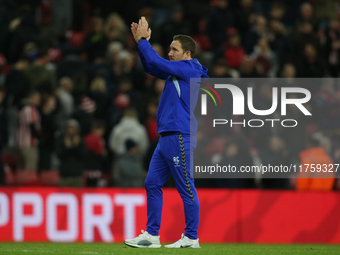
{"left": 0, "top": 243, "right": 340, "bottom": 255}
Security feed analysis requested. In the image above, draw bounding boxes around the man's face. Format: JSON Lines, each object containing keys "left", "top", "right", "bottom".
{"left": 168, "top": 40, "right": 187, "bottom": 61}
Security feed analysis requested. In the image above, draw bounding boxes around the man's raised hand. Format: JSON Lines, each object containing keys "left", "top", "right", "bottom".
{"left": 136, "top": 16, "right": 150, "bottom": 41}
{"left": 131, "top": 18, "right": 151, "bottom": 43}
{"left": 131, "top": 22, "right": 138, "bottom": 43}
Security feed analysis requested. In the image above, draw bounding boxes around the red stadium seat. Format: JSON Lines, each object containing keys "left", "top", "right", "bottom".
{"left": 5, "top": 170, "right": 15, "bottom": 185}
{"left": 40, "top": 170, "right": 60, "bottom": 186}
{"left": 1, "top": 150, "right": 21, "bottom": 172}
{"left": 15, "top": 170, "right": 40, "bottom": 186}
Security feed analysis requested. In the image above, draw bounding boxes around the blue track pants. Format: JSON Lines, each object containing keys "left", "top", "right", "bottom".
{"left": 145, "top": 134, "right": 199, "bottom": 239}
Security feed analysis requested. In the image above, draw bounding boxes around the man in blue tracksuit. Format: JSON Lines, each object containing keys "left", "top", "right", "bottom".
{"left": 124, "top": 17, "right": 208, "bottom": 248}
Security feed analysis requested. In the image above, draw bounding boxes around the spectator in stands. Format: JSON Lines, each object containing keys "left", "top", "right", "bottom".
{"left": 106, "top": 41, "right": 124, "bottom": 66}
{"left": 40, "top": 27, "right": 63, "bottom": 64}
{"left": 56, "top": 77, "right": 74, "bottom": 130}
{"left": 56, "top": 55, "right": 88, "bottom": 98}
{"left": 88, "top": 76, "right": 111, "bottom": 120}
{"left": 281, "top": 63, "right": 296, "bottom": 79}
{"left": 152, "top": 79, "right": 165, "bottom": 101}
{"left": 234, "top": 0, "right": 254, "bottom": 38}
{"left": 281, "top": 93, "right": 310, "bottom": 162}
{"left": 333, "top": 87, "right": 340, "bottom": 131}
{"left": 16, "top": 90, "right": 41, "bottom": 171}
{"left": 247, "top": 84, "right": 276, "bottom": 149}
{"left": 113, "top": 50, "right": 134, "bottom": 78}
{"left": 4, "top": 57, "right": 30, "bottom": 109}
{"left": 207, "top": 0, "right": 234, "bottom": 49}
{"left": 292, "top": 21, "right": 320, "bottom": 61}
{"left": 38, "top": 95, "right": 57, "bottom": 171}
{"left": 150, "top": 0, "right": 180, "bottom": 27}
{"left": 294, "top": 137, "right": 335, "bottom": 191}
{"left": 268, "top": 1, "right": 286, "bottom": 25}
{"left": 296, "top": 2, "right": 317, "bottom": 31}
{"left": 107, "top": 92, "right": 130, "bottom": 128}
{"left": 239, "top": 57, "right": 262, "bottom": 78}
{"left": 243, "top": 15, "right": 268, "bottom": 54}
{"left": 22, "top": 42, "right": 39, "bottom": 62}
{"left": 109, "top": 108, "right": 149, "bottom": 156}
{"left": 57, "top": 119, "right": 85, "bottom": 187}
{"left": 143, "top": 44, "right": 164, "bottom": 88}
{"left": 114, "top": 77, "right": 145, "bottom": 122}
{"left": 0, "top": 85, "right": 7, "bottom": 186}
{"left": 5, "top": 57, "right": 31, "bottom": 147}
{"left": 113, "top": 139, "right": 145, "bottom": 187}
{"left": 323, "top": 17, "right": 340, "bottom": 77}
{"left": 314, "top": 0, "right": 338, "bottom": 29}
{"left": 104, "top": 13, "right": 128, "bottom": 46}
{"left": 3, "top": 1, "right": 340, "bottom": 190}
{"left": 113, "top": 50, "right": 145, "bottom": 91}
{"left": 296, "top": 44, "right": 326, "bottom": 78}
{"left": 332, "top": 146, "right": 340, "bottom": 190}
{"left": 52, "top": 0, "right": 73, "bottom": 34}
{"left": 158, "top": 5, "right": 191, "bottom": 53}
{"left": 259, "top": 136, "right": 290, "bottom": 189}
{"left": 82, "top": 16, "right": 108, "bottom": 63}
{"left": 250, "top": 37, "right": 278, "bottom": 77}
{"left": 146, "top": 99, "right": 159, "bottom": 143}
{"left": 193, "top": 40, "right": 212, "bottom": 72}
{"left": 83, "top": 120, "right": 107, "bottom": 187}
{"left": 268, "top": 20, "right": 291, "bottom": 70}
{"left": 223, "top": 28, "right": 245, "bottom": 70}
{"left": 214, "top": 141, "right": 249, "bottom": 188}
{"left": 24, "top": 52, "right": 57, "bottom": 94}
{"left": 211, "top": 58, "right": 238, "bottom": 78}
{"left": 72, "top": 96, "right": 96, "bottom": 137}
{"left": 8, "top": 5, "right": 40, "bottom": 63}
{"left": 313, "top": 79, "right": 337, "bottom": 131}
{"left": 107, "top": 74, "right": 147, "bottom": 127}
{"left": 0, "top": 87, "right": 7, "bottom": 152}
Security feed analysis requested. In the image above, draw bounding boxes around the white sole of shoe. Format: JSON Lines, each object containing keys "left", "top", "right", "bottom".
{"left": 124, "top": 242, "right": 161, "bottom": 248}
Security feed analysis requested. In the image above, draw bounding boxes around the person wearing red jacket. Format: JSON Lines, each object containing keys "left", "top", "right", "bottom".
{"left": 83, "top": 120, "right": 106, "bottom": 186}
{"left": 223, "top": 28, "right": 245, "bottom": 69}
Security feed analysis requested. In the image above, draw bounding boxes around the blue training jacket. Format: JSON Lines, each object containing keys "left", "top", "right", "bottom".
{"left": 138, "top": 39, "right": 209, "bottom": 138}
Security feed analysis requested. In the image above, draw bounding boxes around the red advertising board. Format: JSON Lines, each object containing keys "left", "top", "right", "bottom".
{"left": 0, "top": 187, "right": 339, "bottom": 243}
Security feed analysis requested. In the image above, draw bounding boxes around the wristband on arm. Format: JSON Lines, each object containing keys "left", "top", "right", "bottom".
{"left": 138, "top": 37, "right": 147, "bottom": 44}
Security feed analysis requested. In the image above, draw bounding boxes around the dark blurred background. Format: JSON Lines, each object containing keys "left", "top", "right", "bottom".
{"left": 0, "top": 0, "right": 340, "bottom": 191}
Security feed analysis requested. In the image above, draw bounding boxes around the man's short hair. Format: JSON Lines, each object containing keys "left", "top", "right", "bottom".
{"left": 173, "top": 35, "right": 196, "bottom": 58}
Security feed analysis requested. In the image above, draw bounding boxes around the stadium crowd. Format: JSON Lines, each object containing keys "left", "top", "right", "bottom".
{"left": 0, "top": 0, "right": 340, "bottom": 190}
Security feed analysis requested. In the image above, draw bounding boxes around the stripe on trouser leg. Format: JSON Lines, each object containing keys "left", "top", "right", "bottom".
{"left": 178, "top": 134, "right": 194, "bottom": 202}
